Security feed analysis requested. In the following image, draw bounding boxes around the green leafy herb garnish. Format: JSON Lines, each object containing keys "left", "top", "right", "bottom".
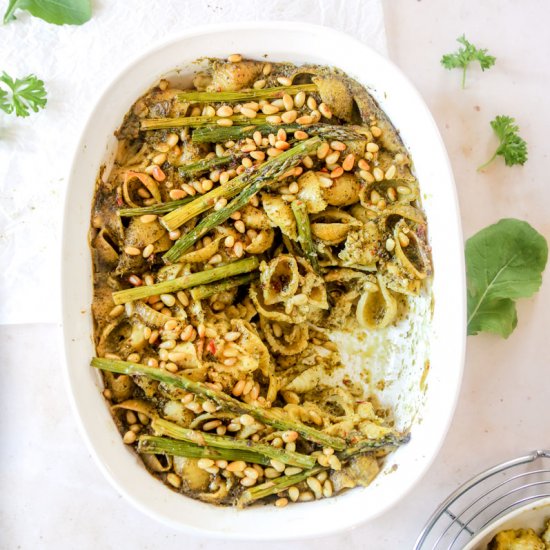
{"left": 0, "top": 72, "right": 47, "bottom": 117}
{"left": 3, "top": 0, "right": 91, "bottom": 25}
{"left": 466, "top": 219, "right": 547, "bottom": 338}
{"left": 441, "top": 34, "right": 496, "bottom": 89}
{"left": 478, "top": 115, "right": 528, "bottom": 170}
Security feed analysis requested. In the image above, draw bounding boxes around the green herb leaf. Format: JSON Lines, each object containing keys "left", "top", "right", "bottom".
{"left": 4, "top": 0, "right": 91, "bottom": 25}
{"left": 478, "top": 115, "right": 528, "bottom": 170}
{"left": 466, "top": 219, "right": 548, "bottom": 338}
{"left": 441, "top": 34, "right": 496, "bottom": 88}
{"left": 0, "top": 88, "right": 10, "bottom": 113}
{"left": 0, "top": 72, "right": 47, "bottom": 117}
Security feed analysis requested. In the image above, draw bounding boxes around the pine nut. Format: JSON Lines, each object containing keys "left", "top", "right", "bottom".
{"left": 270, "top": 459, "right": 285, "bottom": 472}
{"left": 397, "top": 185, "right": 411, "bottom": 195}
{"left": 366, "top": 142, "right": 380, "bottom": 153}
{"left": 244, "top": 467, "right": 259, "bottom": 480}
{"left": 319, "top": 102, "right": 332, "bottom": 119}
{"left": 282, "top": 430, "right": 298, "bottom": 443}
{"left": 139, "top": 214, "right": 157, "bottom": 224}
{"left": 328, "top": 455, "right": 342, "bottom": 470}
{"left": 302, "top": 155, "right": 313, "bottom": 168}
{"left": 262, "top": 104, "right": 279, "bottom": 115}
{"left": 266, "top": 115, "right": 282, "bottom": 124}
{"left": 277, "top": 76, "right": 292, "bottom": 86}
{"left": 109, "top": 305, "right": 124, "bottom": 318}
{"left": 330, "top": 167, "right": 344, "bottom": 178}
{"left": 370, "top": 125, "right": 382, "bottom": 137}
{"left": 232, "top": 379, "right": 246, "bottom": 396}
{"left": 215, "top": 198, "right": 227, "bottom": 210}
{"left": 253, "top": 79, "right": 266, "bottom": 89}
{"left": 217, "top": 105, "right": 234, "bottom": 117}
{"left": 360, "top": 170, "right": 375, "bottom": 183}
{"left": 282, "top": 93, "right": 294, "bottom": 111}
{"left": 317, "top": 142, "right": 330, "bottom": 159}
{"left": 281, "top": 110, "right": 297, "bottom": 123}
{"left": 307, "top": 96, "right": 317, "bottom": 110}
{"left": 373, "top": 167, "right": 384, "bottom": 181}
{"left": 250, "top": 150, "right": 265, "bottom": 161}
{"left": 296, "top": 115, "right": 314, "bottom": 125}
{"left": 275, "top": 498, "right": 288, "bottom": 507}
{"left": 342, "top": 154, "right": 355, "bottom": 171}
{"left": 125, "top": 246, "right": 141, "bottom": 256}
{"left": 171, "top": 188, "right": 189, "bottom": 201}
{"left": 385, "top": 165, "right": 397, "bottom": 180}
{"left": 358, "top": 159, "right": 370, "bottom": 171}
{"left": 198, "top": 458, "right": 215, "bottom": 469}
{"left": 142, "top": 244, "right": 154, "bottom": 258}
{"left": 263, "top": 63, "right": 272, "bottom": 75}
{"left": 325, "top": 151, "right": 340, "bottom": 165}
{"left": 234, "top": 220, "right": 246, "bottom": 233}
{"left": 217, "top": 118, "right": 233, "bottom": 127}
{"left": 288, "top": 486, "right": 300, "bottom": 502}
{"left": 234, "top": 241, "right": 244, "bottom": 257}
{"left": 264, "top": 468, "right": 281, "bottom": 479}
{"left": 160, "top": 294, "right": 176, "bottom": 307}
{"left": 123, "top": 430, "right": 136, "bottom": 444}
{"left": 240, "top": 414, "right": 254, "bottom": 426}
{"left": 294, "top": 130, "right": 308, "bottom": 140}
{"left": 241, "top": 107, "right": 257, "bottom": 118}
{"left": 228, "top": 53, "right": 242, "bottom": 63}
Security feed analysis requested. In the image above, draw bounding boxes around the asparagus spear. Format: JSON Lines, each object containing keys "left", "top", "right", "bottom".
{"left": 161, "top": 158, "right": 267, "bottom": 233}
{"left": 141, "top": 114, "right": 268, "bottom": 131}
{"left": 192, "top": 123, "right": 369, "bottom": 144}
{"left": 163, "top": 137, "right": 321, "bottom": 263}
{"left": 91, "top": 357, "right": 345, "bottom": 449}
{"left": 177, "top": 84, "right": 317, "bottom": 103}
{"left": 190, "top": 273, "right": 258, "bottom": 300}
{"left": 338, "top": 433, "right": 411, "bottom": 461}
{"left": 118, "top": 198, "right": 193, "bottom": 217}
{"left": 152, "top": 418, "right": 316, "bottom": 469}
{"left": 112, "top": 257, "right": 259, "bottom": 305}
{"left": 238, "top": 466, "right": 323, "bottom": 506}
{"left": 138, "top": 435, "right": 270, "bottom": 465}
{"left": 238, "top": 433, "right": 411, "bottom": 505}
{"left": 178, "top": 155, "right": 234, "bottom": 178}
{"left": 291, "top": 200, "right": 320, "bottom": 274}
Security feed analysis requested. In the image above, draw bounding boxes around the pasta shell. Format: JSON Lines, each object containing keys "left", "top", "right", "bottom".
{"left": 245, "top": 228, "right": 275, "bottom": 254}
{"left": 297, "top": 171, "right": 328, "bottom": 213}
{"left": 356, "top": 274, "right": 397, "bottom": 329}
{"left": 322, "top": 173, "right": 361, "bottom": 207}
{"left": 260, "top": 316, "right": 309, "bottom": 356}
{"left": 393, "top": 219, "right": 431, "bottom": 280}
{"left": 259, "top": 255, "right": 301, "bottom": 305}
{"left": 311, "top": 208, "right": 360, "bottom": 242}
{"left": 231, "top": 319, "right": 272, "bottom": 377}
{"left": 180, "top": 237, "right": 223, "bottom": 263}
{"left": 262, "top": 193, "right": 297, "bottom": 240}
{"left": 285, "top": 365, "right": 324, "bottom": 393}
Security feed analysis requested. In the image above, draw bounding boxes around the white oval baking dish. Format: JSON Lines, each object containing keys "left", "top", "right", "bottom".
{"left": 62, "top": 21, "right": 465, "bottom": 539}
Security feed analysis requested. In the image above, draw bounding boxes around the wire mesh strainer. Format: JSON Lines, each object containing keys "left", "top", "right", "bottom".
{"left": 415, "top": 449, "right": 550, "bottom": 549}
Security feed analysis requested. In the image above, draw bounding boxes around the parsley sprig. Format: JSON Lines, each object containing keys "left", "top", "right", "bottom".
{"left": 441, "top": 35, "right": 496, "bottom": 89}
{"left": 478, "top": 116, "right": 528, "bottom": 170}
{"left": 0, "top": 72, "right": 47, "bottom": 117}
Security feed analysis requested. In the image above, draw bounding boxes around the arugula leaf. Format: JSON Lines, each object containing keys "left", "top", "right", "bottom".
{"left": 466, "top": 219, "right": 548, "bottom": 338}
{"left": 441, "top": 34, "right": 496, "bottom": 88}
{"left": 478, "top": 115, "right": 528, "bottom": 170}
{"left": 0, "top": 72, "right": 47, "bottom": 117}
{"left": 3, "top": 0, "right": 91, "bottom": 25}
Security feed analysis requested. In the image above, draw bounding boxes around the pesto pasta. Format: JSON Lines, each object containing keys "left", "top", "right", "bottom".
{"left": 89, "top": 54, "right": 430, "bottom": 507}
